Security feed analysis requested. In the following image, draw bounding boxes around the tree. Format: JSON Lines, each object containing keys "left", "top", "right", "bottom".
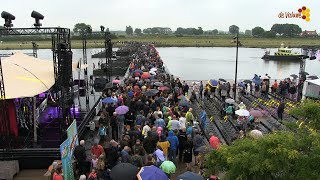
{"left": 262, "top": 31, "right": 276, "bottom": 38}
{"left": 244, "top": 30, "right": 252, "bottom": 36}
{"left": 212, "top": 29, "right": 218, "bottom": 35}
{"left": 73, "top": 23, "right": 92, "bottom": 34}
{"left": 197, "top": 27, "right": 204, "bottom": 35}
{"left": 271, "top": 24, "right": 302, "bottom": 37}
{"left": 229, "top": 25, "right": 239, "bottom": 34}
{"left": 252, "top": 27, "right": 265, "bottom": 37}
{"left": 125, "top": 26, "right": 133, "bottom": 35}
{"left": 134, "top": 28, "right": 142, "bottom": 35}
{"left": 205, "top": 100, "right": 320, "bottom": 179}
{"left": 143, "top": 28, "right": 151, "bottom": 34}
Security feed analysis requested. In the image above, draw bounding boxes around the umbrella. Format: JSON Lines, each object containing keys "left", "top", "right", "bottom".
{"left": 178, "top": 95, "right": 189, "bottom": 101}
{"left": 208, "top": 79, "right": 218, "bottom": 87}
{"left": 102, "top": 97, "right": 117, "bottom": 104}
{"left": 160, "top": 161, "right": 176, "bottom": 174}
{"left": 262, "top": 76, "right": 269, "bottom": 80}
{"left": 1, "top": 52, "right": 55, "bottom": 99}
{"left": 235, "top": 109, "right": 250, "bottom": 116}
{"left": 154, "top": 82, "right": 163, "bottom": 87}
{"left": 249, "top": 110, "right": 264, "bottom": 117}
{"left": 243, "top": 80, "right": 252, "bottom": 84}
{"left": 115, "top": 105, "right": 129, "bottom": 115}
{"left": 290, "top": 74, "right": 298, "bottom": 78}
{"left": 112, "top": 79, "right": 121, "bottom": 84}
{"left": 143, "top": 89, "right": 159, "bottom": 96}
{"left": 209, "top": 135, "right": 220, "bottom": 149}
{"left": 134, "top": 69, "right": 143, "bottom": 74}
{"left": 128, "top": 91, "right": 134, "bottom": 97}
{"left": 141, "top": 73, "right": 151, "bottom": 79}
{"left": 225, "top": 98, "right": 235, "bottom": 104}
{"left": 110, "top": 163, "right": 139, "bottom": 180}
{"left": 150, "top": 67, "right": 157, "bottom": 72}
{"left": 299, "top": 71, "right": 309, "bottom": 75}
{"left": 250, "top": 130, "right": 263, "bottom": 139}
{"left": 195, "top": 145, "right": 212, "bottom": 153}
{"left": 308, "top": 75, "right": 319, "bottom": 80}
{"left": 219, "top": 78, "right": 226, "bottom": 82}
{"left": 158, "top": 86, "right": 170, "bottom": 91}
{"left": 177, "top": 171, "right": 205, "bottom": 180}
{"left": 149, "top": 71, "right": 156, "bottom": 76}
{"left": 178, "top": 101, "right": 190, "bottom": 107}
{"left": 137, "top": 165, "right": 168, "bottom": 180}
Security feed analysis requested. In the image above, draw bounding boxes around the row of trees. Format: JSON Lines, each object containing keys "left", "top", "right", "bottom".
{"left": 252, "top": 24, "right": 302, "bottom": 38}
{"left": 205, "top": 100, "right": 320, "bottom": 179}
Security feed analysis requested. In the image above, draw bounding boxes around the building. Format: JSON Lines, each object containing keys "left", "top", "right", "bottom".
{"left": 300, "top": 30, "right": 318, "bottom": 38}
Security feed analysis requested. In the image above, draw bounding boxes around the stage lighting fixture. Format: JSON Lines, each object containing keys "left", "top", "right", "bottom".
{"left": 100, "top": 25, "right": 105, "bottom": 32}
{"left": 31, "top": 11, "right": 44, "bottom": 27}
{"left": 1, "top": 11, "right": 15, "bottom": 28}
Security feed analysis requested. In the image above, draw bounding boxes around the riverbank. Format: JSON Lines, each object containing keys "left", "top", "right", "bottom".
{"left": 1, "top": 36, "right": 320, "bottom": 49}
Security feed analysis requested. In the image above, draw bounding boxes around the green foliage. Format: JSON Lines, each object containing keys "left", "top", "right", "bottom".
{"left": 290, "top": 100, "right": 320, "bottom": 130}
{"left": 262, "top": 31, "right": 276, "bottom": 38}
{"left": 229, "top": 25, "right": 239, "bottom": 34}
{"left": 206, "top": 100, "right": 320, "bottom": 180}
{"left": 125, "top": 26, "right": 133, "bottom": 35}
{"left": 134, "top": 28, "right": 142, "bottom": 35}
{"left": 252, "top": 27, "right": 265, "bottom": 37}
{"left": 212, "top": 29, "right": 219, "bottom": 35}
{"left": 175, "top": 27, "right": 204, "bottom": 35}
{"left": 271, "top": 24, "right": 302, "bottom": 37}
{"left": 73, "top": 23, "right": 92, "bottom": 34}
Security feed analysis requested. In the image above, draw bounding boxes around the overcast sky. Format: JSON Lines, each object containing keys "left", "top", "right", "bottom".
{"left": 1, "top": 0, "right": 319, "bottom": 32}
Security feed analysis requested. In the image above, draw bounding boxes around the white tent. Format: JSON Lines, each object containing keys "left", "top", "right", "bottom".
{"left": 302, "top": 79, "right": 320, "bottom": 100}
{"left": 1, "top": 52, "right": 55, "bottom": 99}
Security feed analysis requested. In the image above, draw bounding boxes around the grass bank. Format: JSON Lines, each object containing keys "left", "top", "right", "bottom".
{"left": 1, "top": 36, "right": 319, "bottom": 49}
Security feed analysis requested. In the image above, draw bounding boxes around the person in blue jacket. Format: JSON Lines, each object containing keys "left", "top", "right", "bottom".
{"left": 167, "top": 130, "right": 179, "bottom": 164}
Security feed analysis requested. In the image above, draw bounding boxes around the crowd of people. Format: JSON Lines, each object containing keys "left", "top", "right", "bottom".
{"left": 53, "top": 43, "right": 218, "bottom": 180}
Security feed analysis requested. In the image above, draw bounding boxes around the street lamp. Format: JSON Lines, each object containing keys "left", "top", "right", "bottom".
{"left": 233, "top": 31, "right": 242, "bottom": 100}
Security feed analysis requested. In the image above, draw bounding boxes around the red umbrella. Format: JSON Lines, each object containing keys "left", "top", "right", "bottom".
{"left": 158, "top": 86, "right": 169, "bottom": 91}
{"left": 209, "top": 135, "right": 220, "bottom": 149}
{"left": 141, "top": 72, "right": 151, "bottom": 79}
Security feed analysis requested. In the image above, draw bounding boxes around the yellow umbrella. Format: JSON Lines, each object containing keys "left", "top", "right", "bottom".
{"left": 1, "top": 52, "right": 55, "bottom": 99}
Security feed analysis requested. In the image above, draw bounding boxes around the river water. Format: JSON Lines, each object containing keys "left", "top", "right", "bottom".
{"left": 1, "top": 47, "right": 319, "bottom": 81}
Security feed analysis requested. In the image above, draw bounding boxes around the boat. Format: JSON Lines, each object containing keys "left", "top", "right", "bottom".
{"left": 262, "top": 44, "right": 303, "bottom": 61}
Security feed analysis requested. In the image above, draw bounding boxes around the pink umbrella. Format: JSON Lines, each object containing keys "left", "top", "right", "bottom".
{"left": 158, "top": 86, "right": 170, "bottom": 91}
{"left": 209, "top": 135, "right": 220, "bottom": 149}
{"left": 112, "top": 80, "right": 121, "bottom": 84}
{"left": 249, "top": 110, "right": 264, "bottom": 117}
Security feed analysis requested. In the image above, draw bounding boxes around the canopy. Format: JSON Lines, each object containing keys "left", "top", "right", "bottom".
{"left": 1, "top": 52, "right": 55, "bottom": 99}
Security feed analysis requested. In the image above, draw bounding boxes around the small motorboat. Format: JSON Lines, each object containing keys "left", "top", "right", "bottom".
{"left": 262, "top": 44, "right": 303, "bottom": 61}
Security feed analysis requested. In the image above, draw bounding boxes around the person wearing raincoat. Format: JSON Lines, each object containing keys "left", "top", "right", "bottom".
{"left": 199, "top": 109, "right": 207, "bottom": 131}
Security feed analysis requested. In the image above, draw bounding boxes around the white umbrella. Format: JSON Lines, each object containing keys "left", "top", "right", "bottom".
{"left": 150, "top": 67, "right": 157, "bottom": 72}
{"left": 235, "top": 109, "right": 250, "bottom": 116}
{"left": 149, "top": 71, "right": 156, "bottom": 75}
{"left": 250, "top": 130, "right": 263, "bottom": 139}
{"left": 1, "top": 52, "right": 55, "bottom": 99}
{"left": 225, "top": 98, "right": 235, "bottom": 104}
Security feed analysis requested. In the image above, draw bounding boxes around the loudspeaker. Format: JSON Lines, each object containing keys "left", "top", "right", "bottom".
{"left": 94, "top": 78, "right": 107, "bottom": 92}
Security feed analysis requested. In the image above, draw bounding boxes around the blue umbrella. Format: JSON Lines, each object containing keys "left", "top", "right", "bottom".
{"left": 128, "top": 91, "right": 134, "bottom": 97}
{"left": 137, "top": 165, "right": 168, "bottom": 180}
{"left": 178, "top": 100, "right": 190, "bottom": 107}
{"left": 177, "top": 171, "right": 205, "bottom": 180}
{"left": 102, "top": 97, "right": 117, "bottom": 104}
{"left": 134, "top": 69, "right": 143, "bottom": 74}
{"left": 208, "top": 79, "right": 218, "bottom": 87}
